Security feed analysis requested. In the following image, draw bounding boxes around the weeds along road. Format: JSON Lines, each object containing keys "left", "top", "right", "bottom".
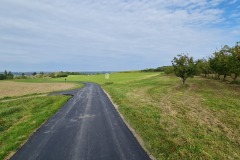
{"left": 11, "top": 83, "right": 150, "bottom": 160}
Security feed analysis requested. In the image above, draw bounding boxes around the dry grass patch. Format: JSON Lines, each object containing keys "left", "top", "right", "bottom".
{"left": 0, "top": 81, "right": 77, "bottom": 98}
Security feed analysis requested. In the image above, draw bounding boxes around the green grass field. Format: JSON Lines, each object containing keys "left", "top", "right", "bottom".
{"left": 1, "top": 72, "right": 240, "bottom": 159}
{"left": 101, "top": 74, "right": 240, "bottom": 159}
{"left": 62, "top": 72, "right": 159, "bottom": 84}
{"left": 15, "top": 72, "right": 158, "bottom": 84}
{"left": 47, "top": 72, "right": 240, "bottom": 159}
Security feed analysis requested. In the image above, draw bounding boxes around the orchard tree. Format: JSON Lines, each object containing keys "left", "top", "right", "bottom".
{"left": 228, "top": 42, "right": 240, "bottom": 81}
{"left": 234, "top": 42, "right": 240, "bottom": 60}
{"left": 196, "top": 58, "right": 211, "bottom": 77}
{"left": 172, "top": 54, "right": 196, "bottom": 85}
{"left": 209, "top": 45, "right": 231, "bottom": 80}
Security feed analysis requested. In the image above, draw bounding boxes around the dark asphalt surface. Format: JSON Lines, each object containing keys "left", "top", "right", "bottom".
{"left": 11, "top": 83, "right": 151, "bottom": 160}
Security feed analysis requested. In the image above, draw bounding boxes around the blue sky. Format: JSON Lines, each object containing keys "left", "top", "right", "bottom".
{"left": 0, "top": 0, "right": 239, "bottom": 72}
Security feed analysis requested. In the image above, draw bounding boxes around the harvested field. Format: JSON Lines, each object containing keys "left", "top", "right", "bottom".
{"left": 0, "top": 81, "right": 77, "bottom": 98}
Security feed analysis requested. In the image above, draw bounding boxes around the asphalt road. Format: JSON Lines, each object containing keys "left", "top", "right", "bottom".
{"left": 11, "top": 83, "right": 151, "bottom": 160}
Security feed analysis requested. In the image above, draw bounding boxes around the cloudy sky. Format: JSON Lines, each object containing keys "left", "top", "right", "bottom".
{"left": 0, "top": 0, "right": 239, "bottom": 71}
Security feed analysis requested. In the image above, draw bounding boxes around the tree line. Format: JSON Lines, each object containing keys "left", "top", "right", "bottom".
{"left": 27, "top": 71, "right": 82, "bottom": 78}
{"left": 172, "top": 42, "right": 240, "bottom": 84}
{"left": 0, "top": 70, "right": 14, "bottom": 80}
{"left": 142, "top": 42, "right": 240, "bottom": 85}
{"left": 0, "top": 71, "right": 84, "bottom": 80}
{"left": 141, "top": 66, "right": 174, "bottom": 74}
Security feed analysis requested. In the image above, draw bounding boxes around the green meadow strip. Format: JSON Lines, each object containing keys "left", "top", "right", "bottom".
{"left": 0, "top": 95, "right": 71, "bottom": 159}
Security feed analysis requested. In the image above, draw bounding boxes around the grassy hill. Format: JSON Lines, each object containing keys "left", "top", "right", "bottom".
{"left": 102, "top": 73, "right": 240, "bottom": 159}
{"left": 43, "top": 72, "right": 240, "bottom": 159}
{"left": 1, "top": 72, "right": 240, "bottom": 159}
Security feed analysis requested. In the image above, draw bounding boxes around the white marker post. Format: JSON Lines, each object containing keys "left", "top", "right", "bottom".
{"left": 105, "top": 73, "right": 109, "bottom": 79}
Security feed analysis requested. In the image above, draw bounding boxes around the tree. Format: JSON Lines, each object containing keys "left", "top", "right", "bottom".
{"left": 228, "top": 42, "right": 240, "bottom": 81}
{"left": 164, "top": 66, "right": 174, "bottom": 75}
{"left": 55, "top": 71, "right": 68, "bottom": 78}
{"left": 0, "top": 74, "right": 6, "bottom": 80}
{"left": 196, "top": 58, "right": 211, "bottom": 77}
{"left": 0, "top": 70, "right": 13, "bottom": 80}
{"left": 234, "top": 42, "right": 240, "bottom": 61}
{"left": 32, "top": 72, "right": 37, "bottom": 76}
{"left": 209, "top": 46, "right": 231, "bottom": 80}
{"left": 48, "top": 72, "right": 56, "bottom": 78}
{"left": 6, "top": 71, "right": 13, "bottom": 79}
{"left": 172, "top": 54, "right": 196, "bottom": 85}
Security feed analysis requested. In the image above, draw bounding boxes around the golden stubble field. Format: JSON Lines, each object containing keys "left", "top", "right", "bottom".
{"left": 0, "top": 81, "right": 77, "bottom": 98}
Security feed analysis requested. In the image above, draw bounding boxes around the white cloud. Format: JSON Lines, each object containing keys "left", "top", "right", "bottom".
{"left": 229, "top": 0, "right": 238, "bottom": 4}
{"left": 0, "top": 0, "right": 238, "bottom": 71}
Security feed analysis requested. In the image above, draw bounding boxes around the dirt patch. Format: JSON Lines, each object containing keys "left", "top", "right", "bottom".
{"left": 0, "top": 81, "right": 76, "bottom": 98}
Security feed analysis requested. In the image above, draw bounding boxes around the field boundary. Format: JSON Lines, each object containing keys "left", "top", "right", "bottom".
{"left": 0, "top": 94, "right": 47, "bottom": 102}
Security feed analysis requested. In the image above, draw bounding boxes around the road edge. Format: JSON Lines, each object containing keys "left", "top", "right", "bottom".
{"left": 5, "top": 94, "right": 74, "bottom": 160}
{"left": 101, "top": 87, "right": 156, "bottom": 160}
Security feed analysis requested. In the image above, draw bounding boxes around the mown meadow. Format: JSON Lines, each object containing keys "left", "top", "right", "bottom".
{"left": 102, "top": 73, "right": 240, "bottom": 159}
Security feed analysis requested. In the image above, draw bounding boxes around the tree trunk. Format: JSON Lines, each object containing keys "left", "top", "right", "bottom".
{"left": 223, "top": 74, "right": 227, "bottom": 81}
{"left": 234, "top": 76, "right": 237, "bottom": 81}
{"left": 231, "top": 73, "right": 238, "bottom": 82}
{"left": 182, "top": 78, "right": 187, "bottom": 85}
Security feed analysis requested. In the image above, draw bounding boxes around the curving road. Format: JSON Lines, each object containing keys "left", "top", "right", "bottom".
{"left": 11, "top": 83, "right": 151, "bottom": 160}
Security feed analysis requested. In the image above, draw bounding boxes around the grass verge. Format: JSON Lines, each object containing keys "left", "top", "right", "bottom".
{"left": 0, "top": 95, "right": 71, "bottom": 159}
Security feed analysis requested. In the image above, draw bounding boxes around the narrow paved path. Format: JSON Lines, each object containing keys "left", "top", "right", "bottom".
{"left": 11, "top": 83, "right": 150, "bottom": 160}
